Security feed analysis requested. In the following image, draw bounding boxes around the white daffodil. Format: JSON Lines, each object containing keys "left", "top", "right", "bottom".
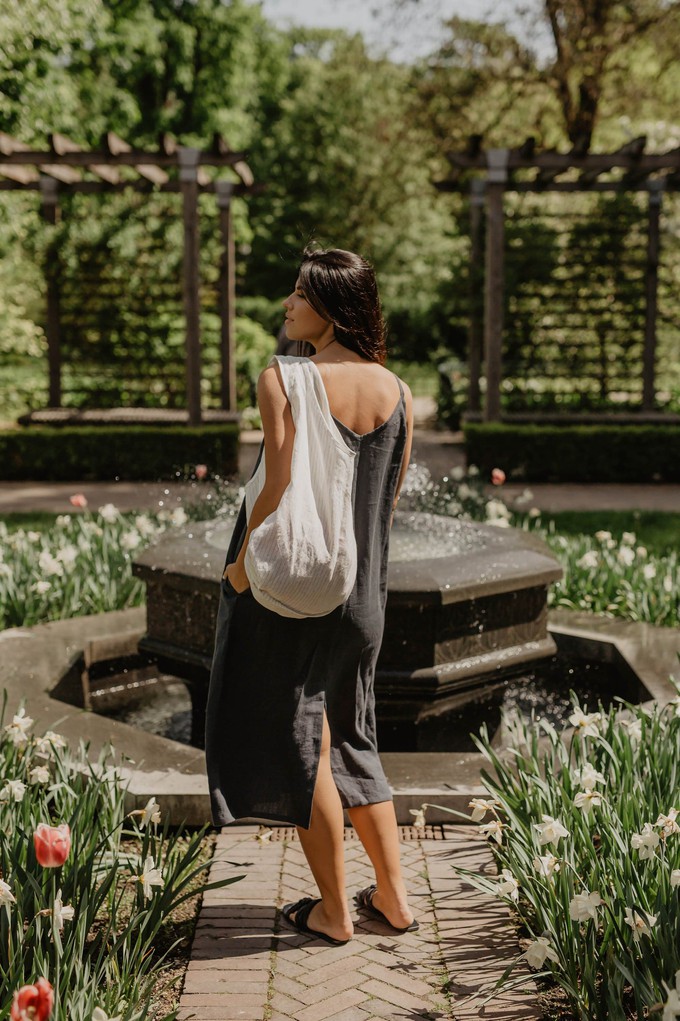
{"left": 450, "top": 466, "right": 465, "bottom": 481}
{"left": 35, "top": 732, "right": 67, "bottom": 759}
{"left": 130, "top": 796, "right": 161, "bottom": 829}
{"left": 0, "top": 879, "right": 16, "bottom": 906}
{"left": 528, "top": 507, "right": 541, "bottom": 518}
{"left": 574, "top": 789, "right": 602, "bottom": 815}
{"left": 656, "top": 808, "right": 680, "bottom": 839}
{"left": 497, "top": 868, "right": 519, "bottom": 902}
{"left": 642, "top": 563, "right": 656, "bottom": 581}
{"left": 4, "top": 707, "right": 34, "bottom": 746}
{"left": 568, "top": 708, "right": 601, "bottom": 737}
{"left": 485, "top": 498, "right": 511, "bottom": 523}
{"left": 670, "top": 870, "right": 680, "bottom": 888}
{"left": 138, "top": 856, "right": 164, "bottom": 900}
{"left": 468, "top": 797, "right": 501, "bottom": 821}
{"left": 632, "top": 822, "right": 661, "bottom": 860}
{"left": 457, "top": 482, "right": 473, "bottom": 500}
{"left": 617, "top": 546, "right": 635, "bottom": 567}
{"left": 32, "top": 580, "right": 52, "bottom": 595}
{"left": 576, "top": 551, "right": 599, "bottom": 569}
{"left": 621, "top": 531, "right": 636, "bottom": 545}
{"left": 38, "top": 550, "right": 64, "bottom": 577}
{"left": 594, "top": 530, "right": 612, "bottom": 542}
{"left": 662, "top": 982, "right": 680, "bottom": 1021}
{"left": 663, "top": 574, "right": 673, "bottom": 594}
{"left": 409, "top": 807, "right": 426, "bottom": 831}
{"left": 98, "top": 503, "right": 119, "bottom": 523}
{"left": 56, "top": 544, "right": 78, "bottom": 569}
{"left": 0, "top": 779, "right": 26, "bottom": 803}
{"left": 479, "top": 819, "right": 506, "bottom": 844}
{"left": 569, "top": 890, "right": 602, "bottom": 922}
{"left": 120, "top": 530, "right": 141, "bottom": 551}
{"left": 92, "top": 1008, "right": 122, "bottom": 1021}
{"left": 55, "top": 514, "right": 71, "bottom": 526}
{"left": 53, "top": 888, "right": 75, "bottom": 931}
{"left": 572, "top": 763, "right": 606, "bottom": 788}
{"left": 134, "top": 514, "right": 157, "bottom": 537}
{"left": 621, "top": 717, "right": 642, "bottom": 744}
{"left": 534, "top": 814, "right": 569, "bottom": 846}
{"left": 624, "top": 906, "right": 657, "bottom": 942}
{"left": 533, "top": 854, "right": 561, "bottom": 879}
{"left": 523, "top": 936, "right": 559, "bottom": 969}
{"left": 170, "top": 507, "right": 188, "bottom": 527}
{"left": 29, "top": 765, "right": 50, "bottom": 785}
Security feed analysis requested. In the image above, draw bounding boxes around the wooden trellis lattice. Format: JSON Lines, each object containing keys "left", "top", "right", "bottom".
{"left": 435, "top": 137, "right": 680, "bottom": 423}
{"left": 0, "top": 131, "right": 260, "bottom": 425}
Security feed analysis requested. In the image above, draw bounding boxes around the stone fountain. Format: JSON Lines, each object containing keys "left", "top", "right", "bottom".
{"left": 131, "top": 511, "right": 564, "bottom": 749}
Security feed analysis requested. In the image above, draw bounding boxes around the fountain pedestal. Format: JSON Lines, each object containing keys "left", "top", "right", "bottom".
{"left": 132, "top": 512, "right": 563, "bottom": 749}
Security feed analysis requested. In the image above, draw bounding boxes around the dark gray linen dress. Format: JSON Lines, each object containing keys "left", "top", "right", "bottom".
{"left": 205, "top": 372, "right": 407, "bottom": 829}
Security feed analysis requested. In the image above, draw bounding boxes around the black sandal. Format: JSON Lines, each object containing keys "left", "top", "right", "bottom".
{"left": 354, "top": 885, "right": 420, "bottom": 933}
{"left": 282, "top": 896, "right": 351, "bottom": 946}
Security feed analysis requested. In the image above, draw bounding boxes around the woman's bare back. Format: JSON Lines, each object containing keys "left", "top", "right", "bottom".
{"left": 310, "top": 358, "right": 405, "bottom": 437}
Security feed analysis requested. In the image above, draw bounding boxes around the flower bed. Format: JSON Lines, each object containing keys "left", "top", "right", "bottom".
{"left": 400, "top": 464, "right": 679, "bottom": 629}
{"left": 427, "top": 694, "right": 680, "bottom": 1020}
{"left": 0, "top": 696, "right": 242, "bottom": 1020}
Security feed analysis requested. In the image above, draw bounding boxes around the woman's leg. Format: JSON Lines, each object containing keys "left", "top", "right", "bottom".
{"left": 346, "top": 800, "right": 415, "bottom": 929}
{"left": 290, "top": 710, "right": 354, "bottom": 941}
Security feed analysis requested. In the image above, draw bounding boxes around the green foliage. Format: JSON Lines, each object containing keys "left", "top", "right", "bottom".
{"left": 0, "top": 425, "right": 239, "bottom": 481}
{"left": 429, "top": 693, "right": 680, "bottom": 1019}
{"left": 0, "top": 694, "right": 242, "bottom": 1020}
{"left": 463, "top": 423, "right": 680, "bottom": 483}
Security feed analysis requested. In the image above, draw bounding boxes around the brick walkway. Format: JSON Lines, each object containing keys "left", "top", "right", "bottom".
{"left": 177, "top": 824, "right": 542, "bottom": 1021}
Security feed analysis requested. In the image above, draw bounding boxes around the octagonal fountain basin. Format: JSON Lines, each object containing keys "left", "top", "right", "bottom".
{"left": 126, "top": 510, "right": 563, "bottom": 749}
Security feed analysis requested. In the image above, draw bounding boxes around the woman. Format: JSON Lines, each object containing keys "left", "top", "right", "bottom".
{"left": 205, "top": 246, "right": 416, "bottom": 946}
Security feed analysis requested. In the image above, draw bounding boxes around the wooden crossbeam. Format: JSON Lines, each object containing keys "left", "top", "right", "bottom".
{"left": 0, "top": 131, "right": 80, "bottom": 184}
{"left": 51, "top": 132, "right": 121, "bottom": 184}
{"left": 580, "top": 135, "right": 646, "bottom": 186}
{"left": 535, "top": 134, "right": 590, "bottom": 187}
{"left": 102, "top": 132, "right": 168, "bottom": 185}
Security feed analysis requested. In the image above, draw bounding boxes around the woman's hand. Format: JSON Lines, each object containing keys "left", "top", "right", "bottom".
{"left": 223, "top": 562, "right": 250, "bottom": 594}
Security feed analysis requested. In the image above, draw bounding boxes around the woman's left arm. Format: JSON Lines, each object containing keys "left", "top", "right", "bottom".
{"left": 224, "top": 363, "right": 295, "bottom": 591}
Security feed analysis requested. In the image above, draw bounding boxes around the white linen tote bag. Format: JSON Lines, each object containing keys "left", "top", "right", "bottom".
{"left": 243, "top": 355, "right": 358, "bottom": 618}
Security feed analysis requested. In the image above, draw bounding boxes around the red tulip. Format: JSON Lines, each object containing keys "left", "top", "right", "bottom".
{"left": 69, "top": 493, "right": 88, "bottom": 508}
{"left": 10, "top": 978, "right": 54, "bottom": 1021}
{"left": 33, "top": 823, "right": 71, "bottom": 867}
{"left": 195, "top": 464, "right": 208, "bottom": 480}
{"left": 491, "top": 467, "right": 506, "bottom": 485}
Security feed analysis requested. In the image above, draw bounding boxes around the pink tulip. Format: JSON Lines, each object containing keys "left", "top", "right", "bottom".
{"left": 195, "top": 464, "right": 208, "bottom": 480}
{"left": 491, "top": 468, "right": 506, "bottom": 485}
{"left": 34, "top": 823, "right": 71, "bottom": 867}
{"left": 69, "top": 493, "right": 88, "bottom": 508}
{"left": 10, "top": 978, "right": 54, "bottom": 1021}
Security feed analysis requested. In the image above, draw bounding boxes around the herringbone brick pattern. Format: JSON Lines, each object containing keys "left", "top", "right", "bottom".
{"left": 177, "top": 824, "right": 541, "bottom": 1021}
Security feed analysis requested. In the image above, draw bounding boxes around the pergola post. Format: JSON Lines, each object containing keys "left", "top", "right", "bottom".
{"left": 468, "top": 178, "right": 485, "bottom": 413}
{"left": 215, "top": 180, "right": 236, "bottom": 411}
{"left": 483, "top": 149, "right": 508, "bottom": 422}
{"left": 179, "top": 147, "right": 202, "bottom": 426}
{"left": 40, "top": 175, "right": 62, "bottom": 407}
{"left": 643, "top": 178, "right": 664, "bottom": 412}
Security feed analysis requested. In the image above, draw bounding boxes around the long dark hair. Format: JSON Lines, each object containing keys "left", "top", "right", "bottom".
{"left": 297, "top": 246, "right": 388, "bottom": 364}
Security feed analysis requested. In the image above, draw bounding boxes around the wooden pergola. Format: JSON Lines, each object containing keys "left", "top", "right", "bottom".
{"left": 435, "top": 137, "right": 680, "bottom": 423}
{"left": 0, "top": 131, "right": 259, "bottom": 425}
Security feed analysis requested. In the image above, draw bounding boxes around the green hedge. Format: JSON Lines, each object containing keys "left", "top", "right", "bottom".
{"left": 0, "top": 425, "right": 239, "bottom": 481}
{"left": 464, "top": 423, "right": 680, "bottom": 483}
